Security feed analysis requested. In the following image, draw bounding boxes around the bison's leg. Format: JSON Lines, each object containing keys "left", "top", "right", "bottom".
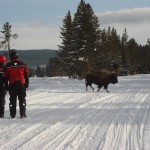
{"left": 85, "top": 80, "right": 88, "bottom": 91}
{"left": 97, "top": 85, "right": 102, "bottom": 92}
{"left": 86, "top": 81, "right": 94, "bottom": 91}
{"left": 104, "top": 84, "right": 110, "bottom": 93}
{"left": 85, "top": 81, "right": 88, "bottom": 91}
{"left": 90, "top": 85, "right": 94, "bottom": 91}
{"left": 86, "top": 82, "right": 94, "bottom": 91}
{"left": 86, "top": 84, "right": 88, "bottom": 91}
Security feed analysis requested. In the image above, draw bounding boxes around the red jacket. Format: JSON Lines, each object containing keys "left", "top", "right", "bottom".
{"left": 0, "top": 63, "right": 5, "bottom": 91}
{"left": 4, "top": 59, "right": 29, "bottom": 86}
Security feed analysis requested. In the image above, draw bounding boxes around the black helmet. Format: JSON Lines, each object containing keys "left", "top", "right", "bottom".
{"left": 9, "top": 49, "right": 19, "bottom": 59}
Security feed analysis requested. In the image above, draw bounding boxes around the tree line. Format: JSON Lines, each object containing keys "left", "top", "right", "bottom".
{"left": 1, "top": 0, "right": 150, "bottom": 78}
{"left": 48, "top": 0, "right": 150, "bottom": 78}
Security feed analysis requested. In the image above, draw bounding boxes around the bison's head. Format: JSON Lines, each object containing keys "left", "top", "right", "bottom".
{"left": 111, "top": 73, "right": 118, "bottom": 84}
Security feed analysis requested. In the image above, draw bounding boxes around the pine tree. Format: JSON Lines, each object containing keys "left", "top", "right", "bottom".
{"left": 49, "top": 57, "right": 61, "bottom": 76}
{"left": 110, "top": 28, "right": 121, "bottom": 59}
{"left": 57, "top": 0, "right": 101, "bottom": 78}
{"left": 126, "top": 38, "right": 139, "bottom": 74}
{"left": 138, "top": 43, "right": 150, "bottom": 73}
{"left": 147, "top": 38, "right": 150, "bottom": 46}
{"left": 36, "top": 65, "right": 42, "bottom": 77}
{"left": 0, "top": 22, "right": 18, "bottom": 54}
{"left": 58, "top": 11, "right": 73, "bottom": 76}
{"left": 108, "top": 27, "right": 121, "bottom": 71}
{"left": 95, "top": 28, "right": 107, "bottom": 69}
{"left": 120, "top": 28, "right": 128, "bottom": 75}
{"left": 95, "top": 27, "right": 121, "bottom": 71}
{"left": 71, "top": 0, "right": 101, "bottom": 77}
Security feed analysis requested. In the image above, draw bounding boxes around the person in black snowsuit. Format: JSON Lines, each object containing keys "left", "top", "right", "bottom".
{"left": 4, "top": 49, "right": 29, "bottom": 118}
{"left": 0, "top": 55, "right": 6, "bottom": 118}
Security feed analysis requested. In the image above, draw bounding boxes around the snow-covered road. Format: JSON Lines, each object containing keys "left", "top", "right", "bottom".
{"left": 0, "top": 75, "right": 150, "bottom": 150}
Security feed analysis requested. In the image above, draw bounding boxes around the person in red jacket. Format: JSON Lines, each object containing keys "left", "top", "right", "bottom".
{"left": 0, "top": 55, "right": 6, "bottom": 118}
{"left": 4, "top": 49, "right": 29, "bottom": 118}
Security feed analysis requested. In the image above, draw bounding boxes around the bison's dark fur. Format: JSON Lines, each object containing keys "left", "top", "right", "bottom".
{"left": 85, "top": 70, "right": 118, "bottom": 92}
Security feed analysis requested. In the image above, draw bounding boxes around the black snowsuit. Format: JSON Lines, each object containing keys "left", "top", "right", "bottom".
{"left": 4, "top": 59, "right": 29, "bottom": 118}
{"left": 0, "top": 63, "right": 6, "bottom": 118}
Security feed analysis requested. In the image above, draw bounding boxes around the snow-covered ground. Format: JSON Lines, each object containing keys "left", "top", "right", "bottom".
{"left": 1, "top": 74, "right": 150, "bottom": 150}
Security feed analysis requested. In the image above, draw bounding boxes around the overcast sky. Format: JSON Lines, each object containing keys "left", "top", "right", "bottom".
{"left": 0, "top": 0, "right": 150, "bottom": 50}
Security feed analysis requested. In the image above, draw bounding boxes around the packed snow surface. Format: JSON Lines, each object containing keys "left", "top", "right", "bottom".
{"left": 1, "top": 74, "right": 150, "bottom": 150}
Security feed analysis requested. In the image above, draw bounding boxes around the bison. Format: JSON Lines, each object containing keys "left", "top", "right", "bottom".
{"left": 85, "top": 70, "right": 118, "bottom": 92}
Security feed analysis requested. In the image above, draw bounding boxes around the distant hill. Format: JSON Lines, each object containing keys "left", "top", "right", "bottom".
{"left": 0, "top": 49, "right": 57, "bottom": 67}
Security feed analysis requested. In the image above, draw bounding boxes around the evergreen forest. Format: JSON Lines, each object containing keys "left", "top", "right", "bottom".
{"left": 0, "top": 0, "right": 150, "bottom": 78}
{"left": 48, "top": 0, "right": 150, "bottom": 78}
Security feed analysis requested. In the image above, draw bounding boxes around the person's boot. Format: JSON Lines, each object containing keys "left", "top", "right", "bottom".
{"left": 20, "top": 103, "right": 26, "bottom": 118}
{"left": 11, "top": 116, "right": 15, "bottom": 118}
{"left": 20, "top": 115, "right": 27, "bottom": 118}
{"left": 10, "top": 104, "right": 16, "bottom": 118}
{"left": 0, "top": 115, "right": 4, "bottom": 118}
{"left": 0, "top": 107, "right": 4, "bottom": 118}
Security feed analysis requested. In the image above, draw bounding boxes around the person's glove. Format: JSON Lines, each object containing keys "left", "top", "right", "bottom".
{"left": 5, "top": 85, "right": 9, "bottom": 91}
{"left": 4, "top": 90, "right": 7, "bottom": 95}
{"left": 25, "top": 83, "right": 29, "bottom": 88}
